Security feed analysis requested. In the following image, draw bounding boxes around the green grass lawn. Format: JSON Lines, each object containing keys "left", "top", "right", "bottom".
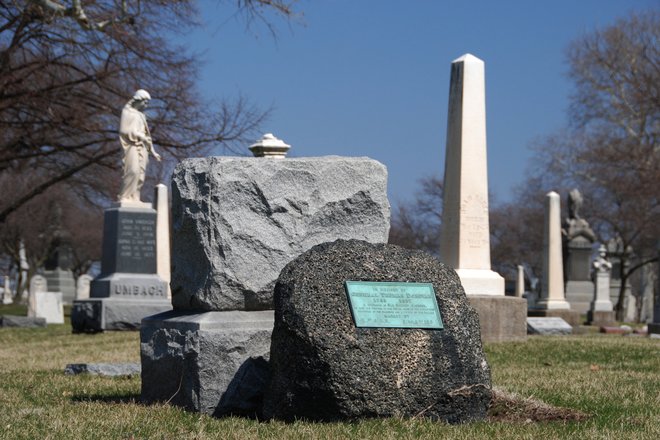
{"left": 0, "top": 306, "right": 658, "bottom": 439}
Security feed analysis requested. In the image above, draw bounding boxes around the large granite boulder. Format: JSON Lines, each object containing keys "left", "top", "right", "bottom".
{"left": 263, "top": 239, "right": 491, "bottom": 423}
{"left": 171, "top": 156, "right": 390, "bottom": 311}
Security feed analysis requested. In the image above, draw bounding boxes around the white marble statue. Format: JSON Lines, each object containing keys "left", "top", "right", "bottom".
{"left": 118, "top": 89, "right": 161, "bottom": 203}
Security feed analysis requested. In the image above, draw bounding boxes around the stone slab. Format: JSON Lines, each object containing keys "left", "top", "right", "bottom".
{"left": 599, "top": 326, "right": 630, "bottom": 335}
{"left": 140, "top": 310, "right": 274, "bottom": 417}
{"left": 71, "top": 298, "right": 172, "bottom": 333}
{"left": 170, "top": 156, "right": 390, "bottom": 311}
{"left": 527, "top": 317, "right": 573, "bottom": 335}
{"left": 264, "top": 239, "right": 491, "bottom": 424}
{"left": 64, "top": 363, "right": 141, "bottom": 377}
{"left": 649, "top": 323, "right": 660, "bottom": 335}
{"left": 0, "top": 315, "right": 47, "bottom": 328}
{"left": 528, "top": 309, "right": 581, "bottom": 328}
{"left": 467, "top": 295, "right": 527, "bottom": 343}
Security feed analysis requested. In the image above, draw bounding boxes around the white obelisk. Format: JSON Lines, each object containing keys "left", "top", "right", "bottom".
{"left": 537, "top": 191, "right": 570, "bottom": 309}
{"left": 154, "top": 184, "right": 171, "bottom": 299}
{"left": 439, "top": 54, "right": 504, "bottom": 296}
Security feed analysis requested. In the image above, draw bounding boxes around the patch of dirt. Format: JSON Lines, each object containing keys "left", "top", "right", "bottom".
{"left": 488, "top": 387, "right": 590, "bottom": 423}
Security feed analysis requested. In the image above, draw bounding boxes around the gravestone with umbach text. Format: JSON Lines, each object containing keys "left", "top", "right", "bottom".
{"left": 71, "top": 205, "right": 171, "bottom": 332}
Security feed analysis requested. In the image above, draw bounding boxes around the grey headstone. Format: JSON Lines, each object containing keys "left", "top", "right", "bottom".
{"left": 140, "top": 310, "right": 273, "bottom": 417}
{"left": 263, "top": 239, "right": 492, "bottom": 423}
{"left": 170, "top": 156, "right": 390, "bottom": 312}
{"left": 64, "top": 363, "right": 141, "bottom": 377}
{"left": 527, "top": 317, "right": 573, "bottom": 335}
{"left": 0, "top": 315, "right": 47, "bottom": 328}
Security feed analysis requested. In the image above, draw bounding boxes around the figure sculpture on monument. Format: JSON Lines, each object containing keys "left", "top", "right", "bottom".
{"left": 118, "top": 89, "right": 161, "bottom": 203}
{"left": 563, "top": 188, "right": 596, "bottom": 241}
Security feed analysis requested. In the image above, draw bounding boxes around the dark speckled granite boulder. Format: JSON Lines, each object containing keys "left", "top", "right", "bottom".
{"left": 262, "top": 239, "right": 491, "bottom": 424}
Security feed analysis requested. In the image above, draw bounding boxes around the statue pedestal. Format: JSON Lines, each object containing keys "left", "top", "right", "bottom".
{"left": 72, "top": 206, "right": 171, "bottom": 332}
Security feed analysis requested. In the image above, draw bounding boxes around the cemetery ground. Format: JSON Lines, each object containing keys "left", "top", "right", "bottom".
{"left": 0, "top": 305, "right": 658, "bottom": 440}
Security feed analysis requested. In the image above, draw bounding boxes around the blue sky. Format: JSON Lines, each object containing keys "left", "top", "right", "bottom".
{"left": 181, "top": 0, "right": 657, "bottom": 207}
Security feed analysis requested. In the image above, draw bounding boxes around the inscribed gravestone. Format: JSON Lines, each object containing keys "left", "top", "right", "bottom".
{"left": 34, "top": 291, "right": 64, "bottom": 324}
{"left": 264, "top": 239, "right": 491, "bottom": 423}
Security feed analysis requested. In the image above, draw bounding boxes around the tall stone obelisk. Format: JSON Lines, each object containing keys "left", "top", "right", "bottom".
{"left": 439, "top": 54, "right": 526, "bottom": 342}
{"left": 537, "top": 192, "right": 571, "bottom": 310}
{"left": 440, "top": 54, "right": 504, "bottom": 296}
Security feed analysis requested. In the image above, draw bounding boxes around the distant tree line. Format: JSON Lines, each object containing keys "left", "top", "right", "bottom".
{"left": 0, "top": 0, "right": 297, "bottom": 297}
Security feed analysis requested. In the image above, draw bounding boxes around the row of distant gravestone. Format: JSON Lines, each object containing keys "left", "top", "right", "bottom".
{"left": 1, "top": 274, "right": 93, "bottom": 324}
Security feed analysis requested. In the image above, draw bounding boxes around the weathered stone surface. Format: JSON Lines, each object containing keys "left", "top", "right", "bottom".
{"left": 64, "top": 363, "right": 141, "bottom": 377}
{"left": 527, "top": 317, "right": 572, "bottom": 335}
{"left": 140, "top": 310, "right": 273, "bottom": 417}
{"left": 170, "top": 156, "right": 390, "bottom": 311}
{"left": 263, "top": 239, "right": 491, "bottom": 423}
{"left": 0, "top": 315, "right": 47, "bottom": 328}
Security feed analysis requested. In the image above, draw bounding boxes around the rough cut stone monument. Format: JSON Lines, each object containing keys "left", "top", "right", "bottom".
{"left": 263, "top": 239, "right": 492, "bottom": 423}
{"left": 562, "top": 189, "right": 596, "bottom": 313}
{"left": 71, "top": 90, "right": 170, "bottom": 332}
{"left": 438, "top": 53, "right": 526, "bottom": 342}
{"left": 529, "top": 192, "right": 579, "bottom": 327}
{"left": 141, "top": 152, "right": 391, "bottom": 416}
{"left": 587, "top": 245, "right": 615, "bottom": 325}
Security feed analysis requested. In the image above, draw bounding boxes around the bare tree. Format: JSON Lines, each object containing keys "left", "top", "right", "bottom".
{"left": 529, "top": 10, "right": 659, "bottom": 320}
{"left": 389, "top": 176, "right": 443, "bottom": 256}
{"left": 0, "top": 0, "right": 296, "bottom": 223}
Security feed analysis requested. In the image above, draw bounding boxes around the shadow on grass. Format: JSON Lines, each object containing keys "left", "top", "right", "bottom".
{"left": 71, "top": 393, "right": 141, "bottom": 405}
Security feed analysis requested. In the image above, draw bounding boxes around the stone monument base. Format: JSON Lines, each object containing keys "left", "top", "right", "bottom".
{"left": 467, "top": 295, "right": 527, "bottom": 343}
{"left": 528, "top": 309, "right": 581, "bottom": 328}
{"left": 71, "top": 298, "right": 171, "bottom": 333}
{"left": 140, "top": 310, "right": 273, "bottom": 417}
{"left": 586, "top": 310, "right": 615, "bottom": 326}
{"left": 455, "top": 269, "right": 505, "bottom": 296}
{"left": 565, "top": 281, "right": 594, "bottom": 314}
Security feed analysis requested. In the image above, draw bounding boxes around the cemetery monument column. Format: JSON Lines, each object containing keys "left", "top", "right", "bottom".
{"left": 71, "top": 90, "right": 171, "bottom": 332}
{"left": 439, "top": 54, "right": 526, "bottom": 341}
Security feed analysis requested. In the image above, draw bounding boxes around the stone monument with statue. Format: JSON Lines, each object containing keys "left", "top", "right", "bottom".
{"left": 562, "top": 189, "right": 596, "bottom": 314}
{"left": 71, "top": 90, "right": 171, "bottom": 332}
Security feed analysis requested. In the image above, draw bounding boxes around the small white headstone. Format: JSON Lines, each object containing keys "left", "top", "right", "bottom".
{"left": 34, "top": 291, "right": 64, "bottom": 324}
{"left": 527, "top": 317, "right": 573, "bottom": 335}
{"left": 28, "top": 275, "right": 48, "bottom": 317}
{"left": 76, "top": 275, "right": 93, "bottom": 300}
